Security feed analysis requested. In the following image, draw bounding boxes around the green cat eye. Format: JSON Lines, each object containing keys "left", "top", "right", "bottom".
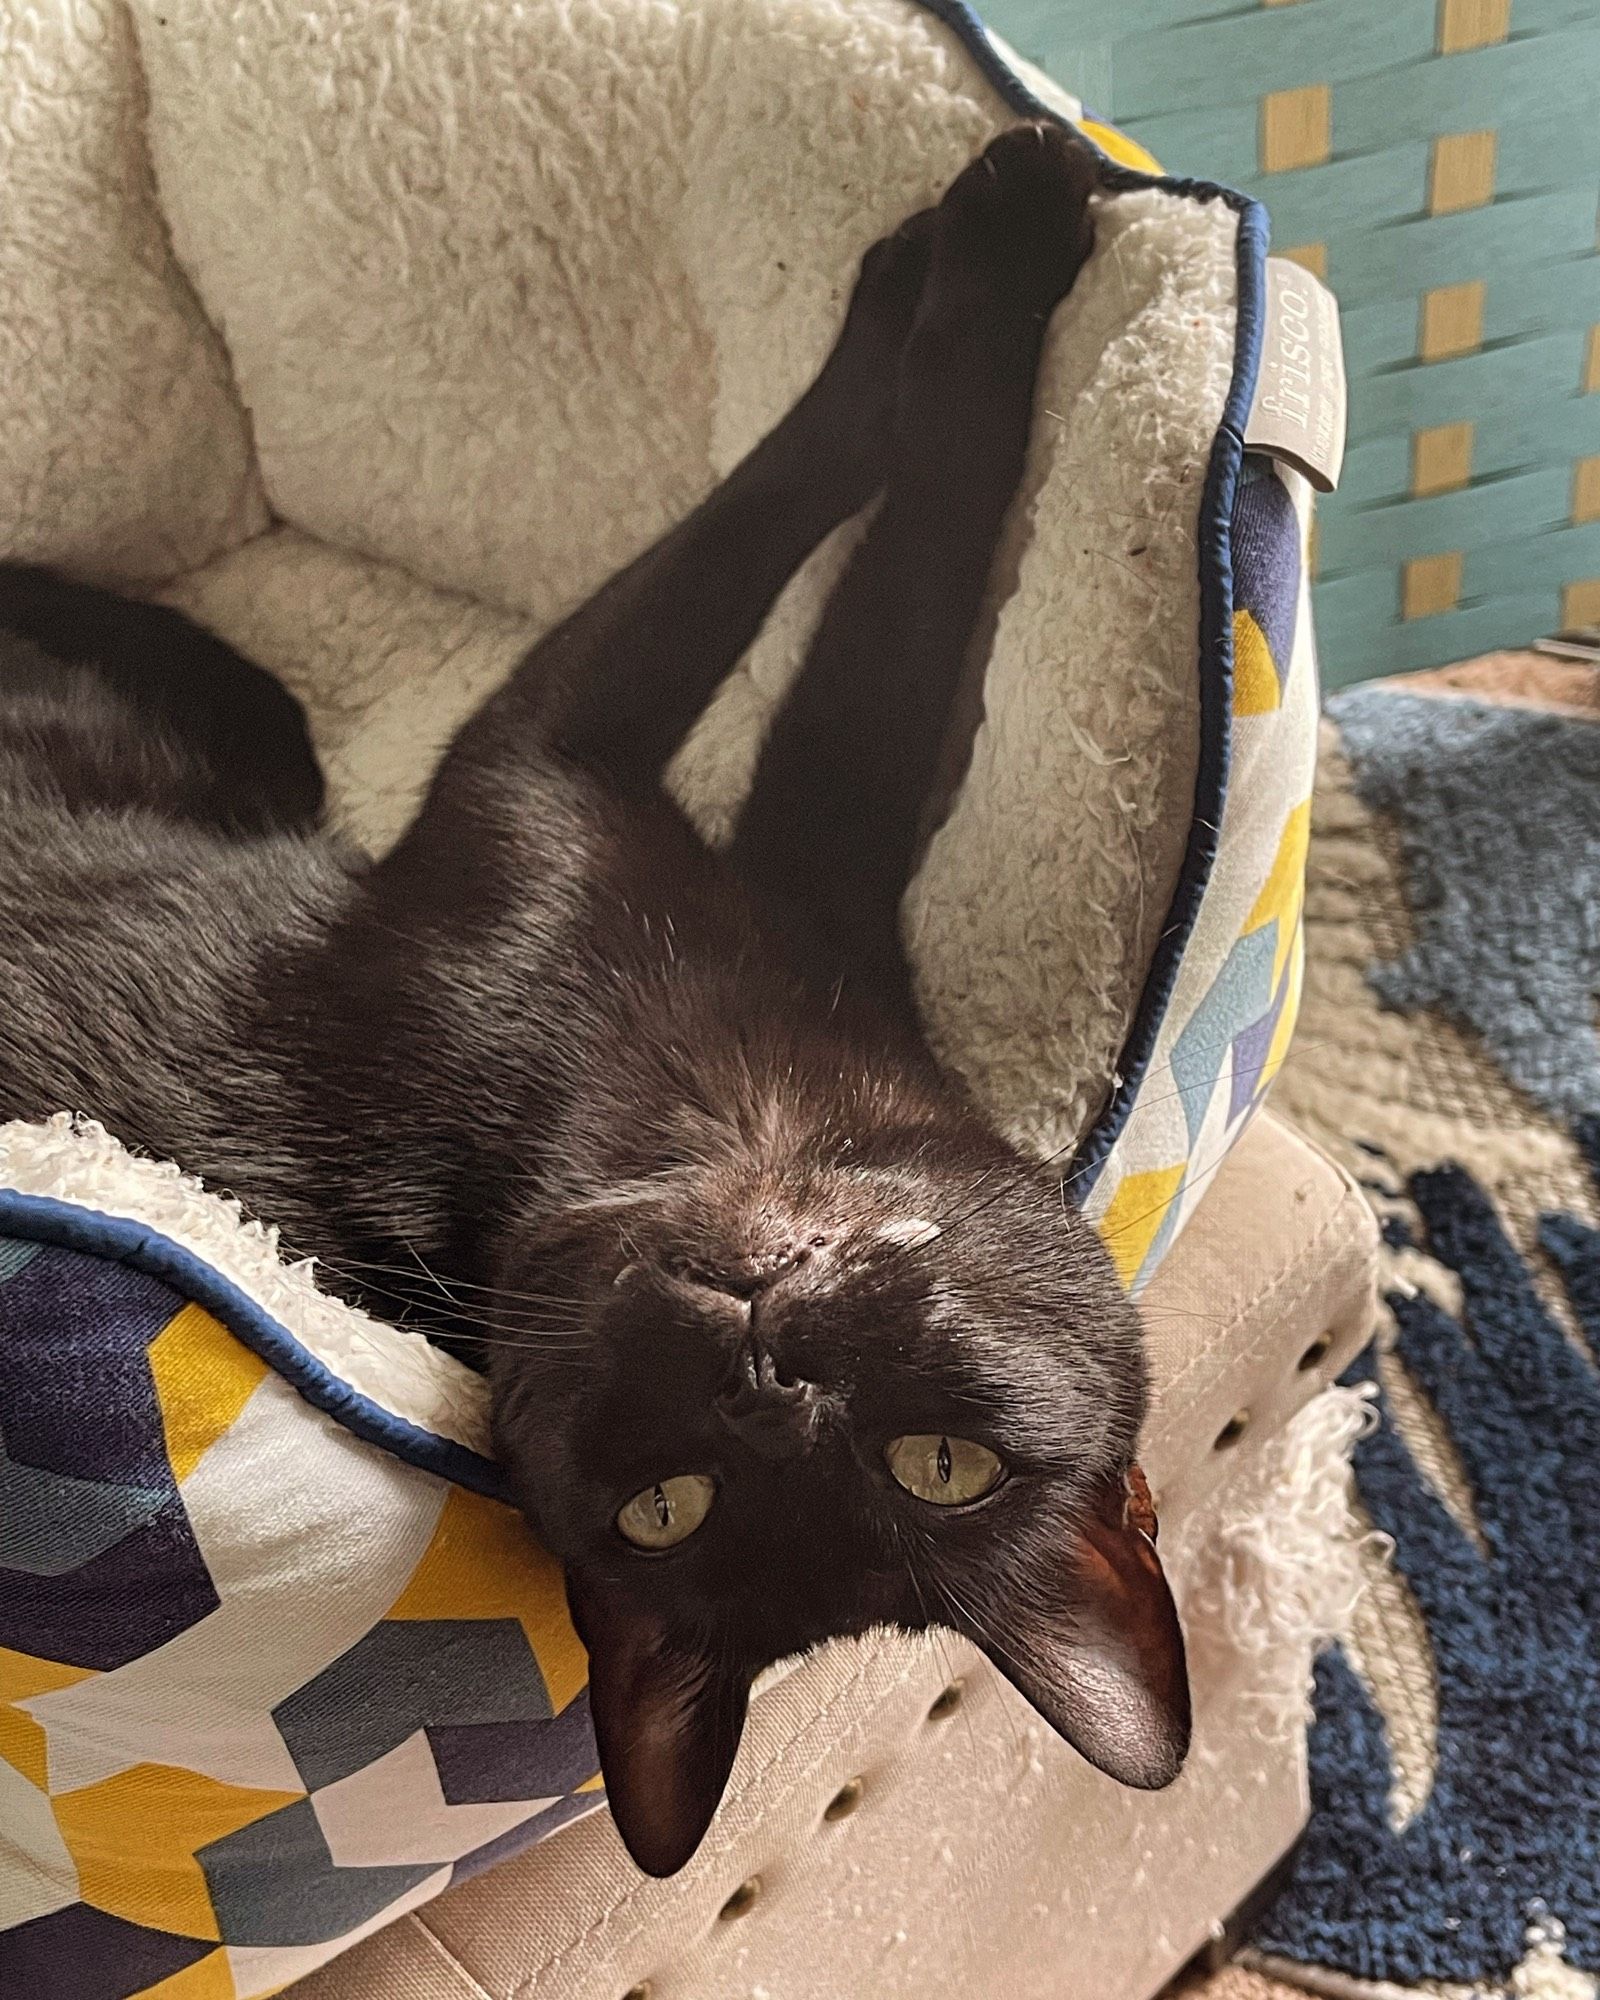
{"left": 884, "top": 1434, "right": 1004, "bottom": 1506}
{"left": 616, "top": 1473, "right": 717, "bottom": 1550}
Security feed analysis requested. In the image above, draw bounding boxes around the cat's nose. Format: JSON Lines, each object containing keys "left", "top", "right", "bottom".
{"left": 714, "top": 1337, "right": 834, "bottom": 1460}
{"left": 669, "top": 1232, "right": 833, "bottom": 1302}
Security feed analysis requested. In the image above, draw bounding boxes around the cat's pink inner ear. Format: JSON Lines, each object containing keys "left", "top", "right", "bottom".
{"left": 969, "top": 1467, "right": 1191, "bottom": 1792}
{"left": 1124, "top": 1461, "right": 1160, "bottom": 1542}
{"left": 566, "top": 1571, "right": 751, "bottom": 1878}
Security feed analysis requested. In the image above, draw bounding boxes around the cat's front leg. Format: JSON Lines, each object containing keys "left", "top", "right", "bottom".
{"left": 730, "top": 124, "right": 1100, "bottom": 1010}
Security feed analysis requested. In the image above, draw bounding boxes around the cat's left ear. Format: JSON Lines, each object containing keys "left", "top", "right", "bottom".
{"left": 972, "top": 1464, "right": 1191, "bottom": 1790}
{"left": 565, "top": 1570, "right": 752, "bottom": 1878}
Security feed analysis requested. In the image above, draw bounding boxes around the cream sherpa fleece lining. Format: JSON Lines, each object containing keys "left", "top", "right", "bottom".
{"left": 0, "top": 0, "right": 1237, "bottom": 1166}
{"left": 0, "top": 1114, "right": 493, "bottom": 1455}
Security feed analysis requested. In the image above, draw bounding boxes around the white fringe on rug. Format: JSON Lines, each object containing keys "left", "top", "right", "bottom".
{"left": 1175, "top": 1382, "right": 1385, "bottom": 1745}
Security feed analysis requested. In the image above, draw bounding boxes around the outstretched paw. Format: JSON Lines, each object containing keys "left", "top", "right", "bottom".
{"left": 819, "top": 208, "right": 937, "bottom": 401}
{"left": 930, "top": 123, "right": 1098, "bottom": 319}
{"left": 803, "top": 208, "right": 937, "bottom": 493}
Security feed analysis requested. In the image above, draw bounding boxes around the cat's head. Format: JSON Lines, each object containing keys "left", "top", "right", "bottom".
{"left": 488, "top": 1118, "right": 1188, "bottom": 1876}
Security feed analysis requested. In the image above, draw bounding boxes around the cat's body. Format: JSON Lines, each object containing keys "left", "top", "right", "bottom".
{"left": 0, "top": 128, "right": 1188, "bottom": 1875}
{"left": 0, "top": 621, "right": 348, "bottom": 1242}
{"left": 0, "top": 557, "right": 970, "bottom": 1301}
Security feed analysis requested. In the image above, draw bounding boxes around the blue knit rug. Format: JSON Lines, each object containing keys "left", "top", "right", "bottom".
{"left": 1258, "top": 674, "right": 1600, "bottom": 1999}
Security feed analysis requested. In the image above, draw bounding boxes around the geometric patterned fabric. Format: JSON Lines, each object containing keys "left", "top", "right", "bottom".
{"left": 1087, "top": 455, "right": 1318, "bottom": 1292}
{"left": 0, "top": 1236, "right": 600, "bottom": 2000}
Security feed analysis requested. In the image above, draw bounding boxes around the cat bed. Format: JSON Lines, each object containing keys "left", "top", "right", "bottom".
{"left": 0, "top": 1, "right": 1318, "bottom": 1994}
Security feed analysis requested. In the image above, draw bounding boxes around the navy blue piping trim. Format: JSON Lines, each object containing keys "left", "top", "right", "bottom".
{"left": 0, "top": 1189, "right": 509, "bottom": 1500}
{"left": 1072, "top": 205, "right": 1268, "bottom": 1186}
{"left": 913, "top": 0, "right": 1068, "bottom": 120}
{"left": 911, "top": 0, "right": 1271, "bottom": 1194}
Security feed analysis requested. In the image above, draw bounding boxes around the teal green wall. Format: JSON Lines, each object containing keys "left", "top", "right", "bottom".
{"left": 981, "top": 0, "right": 1600, "bottom": 687}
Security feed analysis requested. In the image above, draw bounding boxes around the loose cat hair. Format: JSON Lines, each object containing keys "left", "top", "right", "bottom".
{"left": 0, "top": 126, "right": 1187, "bottom": 1875}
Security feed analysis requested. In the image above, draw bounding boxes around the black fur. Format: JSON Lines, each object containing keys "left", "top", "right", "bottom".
{"left": 0, "top": 128, "right": 1187, "bottom": 1875}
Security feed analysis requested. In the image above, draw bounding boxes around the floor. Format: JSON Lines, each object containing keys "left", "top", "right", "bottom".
{"left": 1171, "top": 1965, "right": 1304, "bottom": 2000}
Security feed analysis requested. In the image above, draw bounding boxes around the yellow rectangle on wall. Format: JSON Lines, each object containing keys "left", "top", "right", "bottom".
{"left": 1437, "top": 0, "right": 1510, "bottom": 54}
{"left": 1420, "top": 282, "right": 1485, "bottom": 361}
{"left": 1261, "top": 85, "right": 1331, "bottom": 173}
{"left": 1413, "top": 423, "right": 1474, "bottom": 496}
{"left": 1278, "top": 242, "right": 1328, "bottom": 281}
{"left": 1404, "top": 553, "right": 1463, "bottom": 619}
{"left": 1563, "top": 579, "right": 1600, "bottom": 629}
{"left": 1429, "top": 131, "right": 1497, "bottom": 215}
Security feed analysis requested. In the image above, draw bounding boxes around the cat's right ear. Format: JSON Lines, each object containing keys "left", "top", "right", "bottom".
{"left": 565, "top": 1570, "right": 752, "bottom": 1878}
{"left": 969, "top": 1465, "right": 1191, "bottom": 1791}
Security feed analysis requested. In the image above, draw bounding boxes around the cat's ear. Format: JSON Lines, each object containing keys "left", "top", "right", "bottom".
{"left": 973, "top": 1465, "right": 1190, "bottom": 1790}
{"left": 566, "top": 1570, "right": 752, "bottom": 1877}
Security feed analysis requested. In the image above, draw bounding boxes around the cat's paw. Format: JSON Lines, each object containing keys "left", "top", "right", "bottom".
{"left": 929, "top": 123, "right": 1098, "bottom": 320}
{"left": 816, "top": 208, "right": 936, "bottom": 410}
{"left": 803, "top": 209, "right": 936, "bottom": 492}
{"left": 845, "top": 209, "right": 938, "bottom": 357}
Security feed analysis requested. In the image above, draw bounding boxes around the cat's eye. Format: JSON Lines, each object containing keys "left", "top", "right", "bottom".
{"left": 616, "top": 1473, "right": 717, "bottom": 1550}
{"left": 884, "top": 1434, "right": 1004, "bottom": 1506}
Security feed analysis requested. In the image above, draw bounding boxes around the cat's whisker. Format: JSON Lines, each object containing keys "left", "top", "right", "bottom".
{"left": 890, "top": 1521, "right": 986, "bottom": 1775}
{"left": 1127, "top": 1303, "right": 1225, "bottom": 1327}
{"left": 284, "top": 1253, "right": 596, "bottom": 1346}
{"left": 456, "top": 1331, "right": 604, "bottom": 1354}
{"left": 322, "top": 1256, "right": 596, "bottom": 1320}
{"left": 316, "top": 1252, "right": 586, "bottom": 1311}
{"left": 486, "top": 1299, "right": 594, "bottom": 1322}
{"left": 476, "top": 1308, "right": 592, "bottom": 1331}
{"left": 402, "top": 1236, "right": 459, "bottom": 1302}
{"left": 931, "top": 1570, "right": 1030, "bottom": 1769}
{"left": 888, "top": 1515, "right": 934, "bottom": 1627}
{"left": 478, "top": 1323, "right": 594, "bottom": 1348}
{"left": 1094, "top": 1135, "right": 1246, "bottom": 1249}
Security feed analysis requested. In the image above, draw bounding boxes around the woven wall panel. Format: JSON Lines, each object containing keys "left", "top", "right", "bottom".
{"left": 985, "top": 0, "right": 1600, "bottom": 681}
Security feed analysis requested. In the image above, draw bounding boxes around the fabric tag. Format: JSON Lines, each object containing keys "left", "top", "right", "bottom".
{"left": 1244, "top": 257, "right": 1347, "bottom": 493}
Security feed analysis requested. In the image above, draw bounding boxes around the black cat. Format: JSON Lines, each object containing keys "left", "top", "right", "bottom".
{"left": 0, "top": 126, "right": 1187, "bottom": 1875}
